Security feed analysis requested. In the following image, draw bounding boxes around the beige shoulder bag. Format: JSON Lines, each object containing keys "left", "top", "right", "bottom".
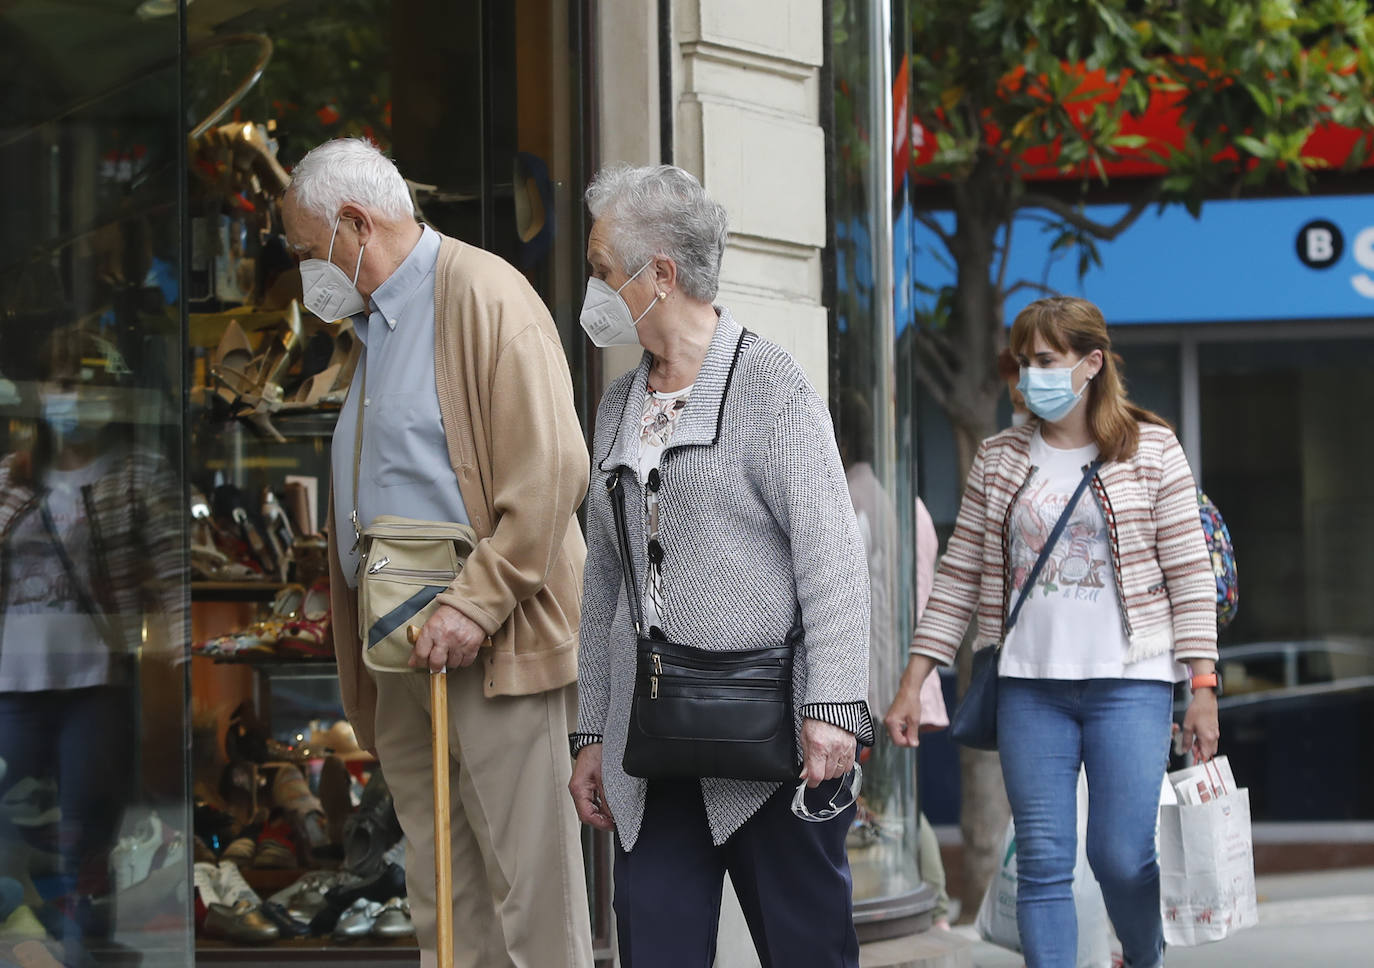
{"left": 350, "top": 365, "right": 478, "bottom": 672}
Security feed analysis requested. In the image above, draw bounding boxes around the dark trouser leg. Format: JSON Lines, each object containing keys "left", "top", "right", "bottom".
{"left": 722, "top": 782, "right": 860, "bottom": 968}
{"left": 613, "top": 779, "right": 725, "bottom": 968}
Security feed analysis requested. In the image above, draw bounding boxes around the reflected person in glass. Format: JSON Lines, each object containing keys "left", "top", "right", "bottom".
{"left": 569, "top": 163, "right": 873, "bottom": 968}
{"left": 0, "top": 326, "right": 183, "bottom": 948}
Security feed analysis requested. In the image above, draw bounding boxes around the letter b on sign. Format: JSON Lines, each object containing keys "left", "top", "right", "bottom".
{"left": 1296, "top": 220, "right": 1343, "bottom": 269}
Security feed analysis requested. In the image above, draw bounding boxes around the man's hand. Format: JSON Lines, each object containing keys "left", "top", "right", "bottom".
{"left": 1180, "top": 688, "right": 1220, "bottom": 761}
{"left": 884, "top": 655, "right": 936, "bottom": 748}
{"left": 409, "top": 603, "right": 487, "bottom": 672}
{"left": 569, "top": 744, "right": 615, "bottom": 831}
{"left": 799, "top": 719, "right": 856, "bottom": 789}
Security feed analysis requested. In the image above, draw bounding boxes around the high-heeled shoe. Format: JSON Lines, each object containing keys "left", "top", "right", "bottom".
{"left": 280, "top": 579, "right": 331, "bottom": 659}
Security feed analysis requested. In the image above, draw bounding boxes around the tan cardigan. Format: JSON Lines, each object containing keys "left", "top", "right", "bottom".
{"left": 328, "top": 235, "right": 589, "bottom": 748}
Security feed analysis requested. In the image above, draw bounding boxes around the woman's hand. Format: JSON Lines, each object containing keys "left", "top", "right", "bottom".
{"left": 569, "top": 744, "right": 615, "bottom": 832}
{"left": 884, "top": 655, "right": 937, "bottom": 747}
{"left": 1180, "top": 688, "right": 1220, "bottom": 761}
{"left": 799, "top": 719, "right": 856, "bottom": 789}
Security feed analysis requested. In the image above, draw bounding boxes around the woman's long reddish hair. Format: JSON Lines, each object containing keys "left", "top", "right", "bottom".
{"left": 1009, "top": 297, "right": 1168, "bottom": 463}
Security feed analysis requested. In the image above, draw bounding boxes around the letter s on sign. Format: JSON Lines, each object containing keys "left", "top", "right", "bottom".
{"left": 1352, "top": 227, "right": 1374, "bottom": 298}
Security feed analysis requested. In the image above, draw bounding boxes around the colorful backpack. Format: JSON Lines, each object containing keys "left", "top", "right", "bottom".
{"left": 1197, "top": 492, "right": 1238, "bottom": 630}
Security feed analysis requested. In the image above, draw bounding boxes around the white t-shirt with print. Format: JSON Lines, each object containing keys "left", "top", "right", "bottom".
{"left": 999, "top": 430, "right": 1183, "bottom": 683}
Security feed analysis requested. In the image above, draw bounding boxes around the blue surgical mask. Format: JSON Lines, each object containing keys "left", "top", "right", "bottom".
{"left": 42, "top": 391, "right": 114, "bottom": 444}
{"left": 1018, "top": 359, "right": 1090, "bottom": 423}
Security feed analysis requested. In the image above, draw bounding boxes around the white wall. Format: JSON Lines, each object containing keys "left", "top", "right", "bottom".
{"left": 595, "top": 0, "right": 830, "bottom": 397}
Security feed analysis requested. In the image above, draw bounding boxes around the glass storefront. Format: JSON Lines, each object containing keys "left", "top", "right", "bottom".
{"left": 1, "top": 3, "right": 192, "bottom": 966}
{"left": 4, "top": 0, "right": 603, "bottom": 964}
{"left": 827, "top": 0, "right": 932, "bottom": 933}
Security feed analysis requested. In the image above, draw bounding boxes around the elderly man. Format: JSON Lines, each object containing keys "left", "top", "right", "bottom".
{"left": 282, "top": 138, "right": 592, "bottom": 968}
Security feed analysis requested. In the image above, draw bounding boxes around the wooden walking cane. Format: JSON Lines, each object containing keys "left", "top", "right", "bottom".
{"left": 409, "top": 624, "right": 454, "bottom": 967}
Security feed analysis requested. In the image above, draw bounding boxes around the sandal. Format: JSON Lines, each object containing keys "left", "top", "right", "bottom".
{"left": 280, "top": 579, "right": 331, "bottom": 659}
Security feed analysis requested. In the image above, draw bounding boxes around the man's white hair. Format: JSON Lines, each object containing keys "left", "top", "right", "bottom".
{"left": 288, "top": 138, "right": 414, "bottom": 223}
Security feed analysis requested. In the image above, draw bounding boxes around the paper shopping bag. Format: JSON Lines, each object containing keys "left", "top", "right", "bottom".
{"left": 1158, "top": 780, "right": 1259, "bottom": 946}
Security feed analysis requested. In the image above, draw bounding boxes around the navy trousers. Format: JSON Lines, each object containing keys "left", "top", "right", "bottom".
{"left": 613, "top": 777, "right": 860, "bottom": 968}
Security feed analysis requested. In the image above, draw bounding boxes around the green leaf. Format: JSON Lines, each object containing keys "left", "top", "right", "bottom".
{"left": 1234, "top": 135, "right": 1278, "bottom": 159}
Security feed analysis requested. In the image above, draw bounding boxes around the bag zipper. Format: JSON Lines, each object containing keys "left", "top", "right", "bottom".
{"left": 367, "top": 560, "right": 456, "bottom": 581}
{"left": 647, "top": 674, "right": 787, "bottom": 699}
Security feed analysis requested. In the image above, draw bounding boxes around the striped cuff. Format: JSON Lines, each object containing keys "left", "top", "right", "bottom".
{"left": 569, "top": 732, "right": 603, "bottom": 758}
{"left": 800, "top": 701, "right": 875, "bottom": 747}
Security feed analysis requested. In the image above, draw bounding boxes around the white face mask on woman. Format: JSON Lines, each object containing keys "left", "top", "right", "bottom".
{"left": 578, "top": 260, "right": 660, "bottom": 347}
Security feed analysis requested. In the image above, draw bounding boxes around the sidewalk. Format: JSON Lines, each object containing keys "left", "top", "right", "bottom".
{"left": 952, "top": 866, "right": 1374, "bottom": 967}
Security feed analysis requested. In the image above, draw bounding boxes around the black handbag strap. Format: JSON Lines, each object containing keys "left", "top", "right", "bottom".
{"left": 607, "top": 470, "right": 646, "bottom": 636}
{"left": 607, "top": 468, "right": 801, "bottom": 643}
{"left": 1004, "top": 459, "right": 1102, "bottom": 636}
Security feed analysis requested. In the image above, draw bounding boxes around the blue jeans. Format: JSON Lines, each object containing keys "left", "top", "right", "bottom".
{"left": 998, "top": 678, "right": 1173, "bottom": 968}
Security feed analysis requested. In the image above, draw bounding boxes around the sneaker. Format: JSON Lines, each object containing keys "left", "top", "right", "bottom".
{"left": 110, "top": 813, "right": 167, "bottom": 891}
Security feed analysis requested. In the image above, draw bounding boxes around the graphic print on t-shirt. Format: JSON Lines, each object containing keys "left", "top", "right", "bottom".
{"left": 1009, "top": 474, "right": 1110, "bottom": 604}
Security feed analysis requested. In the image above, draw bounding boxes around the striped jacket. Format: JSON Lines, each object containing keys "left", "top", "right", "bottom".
{"left": 911, "top": 422, "right": 1217, "bottom": 667}
{"left": 0, "top": 447, "right": 186, "bottom": 674}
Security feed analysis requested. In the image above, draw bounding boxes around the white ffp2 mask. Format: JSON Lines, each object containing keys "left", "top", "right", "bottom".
{"left": 578, "top": 260, "right": 658, "bottom": 347}
{"left": 300, "top": 217, "right": 366, "bottom": 322}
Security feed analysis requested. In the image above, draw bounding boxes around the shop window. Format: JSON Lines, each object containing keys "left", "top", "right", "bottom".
{"left": 1, "top": 2, "right": 192, "bottom": 963}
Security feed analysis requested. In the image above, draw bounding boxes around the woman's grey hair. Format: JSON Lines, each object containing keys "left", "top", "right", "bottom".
{"left": 585, "top": 164, "right": 730, "bottom": 303}
{"left": 288, "top": 138, "right": 414, "bottom": 224}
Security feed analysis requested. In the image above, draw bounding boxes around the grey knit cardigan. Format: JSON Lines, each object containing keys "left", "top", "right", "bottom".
{"left": 573, "top": 309, "right": 873, "bottom": 850}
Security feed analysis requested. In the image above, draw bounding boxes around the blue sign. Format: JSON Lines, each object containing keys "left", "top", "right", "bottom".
{"left": 912, "top": 194, "right": 1374, "bottom": 324}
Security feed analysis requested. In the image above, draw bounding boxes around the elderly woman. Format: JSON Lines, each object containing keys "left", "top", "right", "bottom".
{"left": 567, "top": 163, "right": 873, "bottom": 967}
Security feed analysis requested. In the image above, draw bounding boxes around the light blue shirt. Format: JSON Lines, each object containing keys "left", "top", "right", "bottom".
{"left": 331, "top": 225, "right": 468, "bottom": 586}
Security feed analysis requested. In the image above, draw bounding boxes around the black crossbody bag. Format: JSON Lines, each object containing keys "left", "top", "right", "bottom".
{"left": 607, "top": 470, "right": 798, "bottom": 781}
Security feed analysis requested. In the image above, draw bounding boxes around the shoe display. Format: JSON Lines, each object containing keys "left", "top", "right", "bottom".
{"left": 317, "top": 755, "right": 353, "bottom": 846}
{"left": 259, "top": 901, "right": 311, "bottom": 939}
{"left": 279, "top": 579, "right": 331, "bottom": 658}
{"left": 269, "top": 763, "right": 328, "bottom": 850}
{"left": 192, "top": 862, "right": 223, "bottom": 931}
{"left": 252, "top": 813, "right": 298, "bottom": 870}
{"left": 194, "top": 584, "right": 305, "bottom": 658}
{"left": 326, "top": 861, "right": 407, "bottom": 909}
{"left": 220, "top": 835, "right": 257, "bottom": 870}
{"left": 213, "top": 861, "right": 263, "bottom": 909}
{"left": 203, "top": 899, "right": 281, "bottom": 944}
{"left": 331, "top": 898, "right": 381, "bottom": 943}
{"left": 112, "top": 813, "right": 187, "bottom": 894}
{"left": 343, "top": 770, "right": 404, "bottom": 880}
{"left": 370, "top": 897, "right": 414, "bottom": 939}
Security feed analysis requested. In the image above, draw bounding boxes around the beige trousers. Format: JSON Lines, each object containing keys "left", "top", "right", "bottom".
{"left": 372, "top": 665, "right": 593, "bottom": 968}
